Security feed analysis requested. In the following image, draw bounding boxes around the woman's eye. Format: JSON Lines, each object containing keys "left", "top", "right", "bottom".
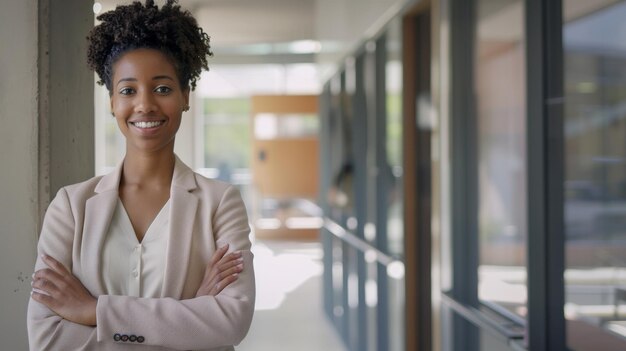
{"left": 119, "top": 87, "right": 134, "bottom": 95}
{"left": 155, "top": 86, "right": 172, "bottom": 94}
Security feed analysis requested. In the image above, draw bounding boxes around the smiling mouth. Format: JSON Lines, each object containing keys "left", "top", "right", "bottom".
{"left": 131, "top": 121, "right": 165, "bottom": 129}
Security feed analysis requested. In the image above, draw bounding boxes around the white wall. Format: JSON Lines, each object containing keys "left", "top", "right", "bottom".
{"left": 0, "top": 0, "right": 40, "bottom": 349}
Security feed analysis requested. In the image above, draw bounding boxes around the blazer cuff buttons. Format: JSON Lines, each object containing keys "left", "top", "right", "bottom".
{"left": 113, "top": 333, "right": 145, "bottom": 343}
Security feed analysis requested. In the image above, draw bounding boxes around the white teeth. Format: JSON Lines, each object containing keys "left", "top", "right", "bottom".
{"left": 133, "top": 121, "right": 163, "bottom": 129}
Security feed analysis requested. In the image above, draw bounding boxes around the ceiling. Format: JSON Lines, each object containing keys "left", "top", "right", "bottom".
{"left": 190, "top": 0, "right": 316, "bottom": 46}
{"left": 96, "top": 0, "right": 403, "bottom": 65}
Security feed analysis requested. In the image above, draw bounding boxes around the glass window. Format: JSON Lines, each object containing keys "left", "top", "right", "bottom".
{"left": 253, "top": 113, "right": 318, "bottom": 140}
{"left": 195, "top": 63, "right": 322, "bottom": 204}
{"left": 563, "top": 1, "right": 626, "bottom": 349}
{"left": 196, "top": 96, "right": 252, "bottom": 209}
{"left": 384, "top": 19, "right": 405, "bottom": 351}
{"left": 201, "top": 97, "right": 250, "bottom": 179}
{"left": 386, "top": 19, "right": 404, "bottom": 259}
{"left": 474, "top": 0, "right": 527, "bottom": 319}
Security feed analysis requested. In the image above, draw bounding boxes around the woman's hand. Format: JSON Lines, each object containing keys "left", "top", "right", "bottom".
{"left": 31, "top": 254, "right": 97, "bottom": 326}
{"left": 195, "top": 244, "right": 244, "bottom": 297}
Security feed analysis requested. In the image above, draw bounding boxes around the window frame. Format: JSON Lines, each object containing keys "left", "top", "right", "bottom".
{"left": 440, "top": 0, "right": 567, "bottom": 350}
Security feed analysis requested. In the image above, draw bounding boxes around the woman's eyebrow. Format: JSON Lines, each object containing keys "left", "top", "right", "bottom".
{"left": 116, "top": 77, "right": 137, "bottom": 87}
{"left": 153, "top": 75, "right": 174, "bottom": 81}
{"left": 115, "top": 75, "right": 174, "bottom": 87}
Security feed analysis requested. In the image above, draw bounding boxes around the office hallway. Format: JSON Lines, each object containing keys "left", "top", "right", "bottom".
{"left": 238, "top": 239, "right": 346, "bottom": 351}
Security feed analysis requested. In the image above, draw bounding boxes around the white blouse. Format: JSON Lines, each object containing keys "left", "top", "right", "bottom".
{"left": 102, "top": 199, "right": 170, "bottom": 298}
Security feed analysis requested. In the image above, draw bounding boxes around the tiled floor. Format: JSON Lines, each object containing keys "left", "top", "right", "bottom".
{"left": 237, "top": 239, "right": 346, "bottom": 351}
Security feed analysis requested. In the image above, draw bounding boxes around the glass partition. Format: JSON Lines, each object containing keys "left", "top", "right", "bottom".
{"left": 563, "top": 1, "right": 626, "bottom": 349}
{"left": 474, "top": 0, "right": 527, "bottom": 320}
{"left": 320, "top": 23, "right": 405, "bottom": 351}
{"left": 384, "top": 19, "right": 405, "bottom": 351}
{"left": 385, "top": 19, "right": 404, "bottom": 260}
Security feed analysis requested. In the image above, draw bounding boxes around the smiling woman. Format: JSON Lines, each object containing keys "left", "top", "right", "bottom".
{"left": 26, "top": 1, "right": 255, "bottom": 350}
{"left": 110, "top": 49, "right": 189, "bottom": 160}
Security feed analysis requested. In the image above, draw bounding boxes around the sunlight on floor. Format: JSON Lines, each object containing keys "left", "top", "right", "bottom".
{"left": 239, "top": 239, "right": 346, "bottom": 351}
{"left": 252, "top": 240, "right": 323, "bottom": 311}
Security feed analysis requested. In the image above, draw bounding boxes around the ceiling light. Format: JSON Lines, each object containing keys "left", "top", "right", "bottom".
{"left": 287, "top": 40, "right": 321, "bottom": 54}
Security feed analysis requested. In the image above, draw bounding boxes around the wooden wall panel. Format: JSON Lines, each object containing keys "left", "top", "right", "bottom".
{"left": 252, "top": 138, "right": 319, "bottom": 198}
{"left": 250, "top": 94, "right": 320, "bottom": 241}
{"left": 251, "top": 95, "right": 318, "bottom": 114}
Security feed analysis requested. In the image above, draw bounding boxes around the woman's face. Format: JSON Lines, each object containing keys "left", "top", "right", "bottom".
{"left": 110, "top": 48, "right": 189, "bottom": 155}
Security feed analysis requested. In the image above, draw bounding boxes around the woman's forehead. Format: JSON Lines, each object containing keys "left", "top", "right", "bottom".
{"left": 112, "top": 48, "right": 178, "bottom": 80}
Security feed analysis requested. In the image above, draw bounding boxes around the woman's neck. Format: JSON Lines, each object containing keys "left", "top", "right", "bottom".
{"left": 121, "top": 151, "right": 175, "bottom": 189}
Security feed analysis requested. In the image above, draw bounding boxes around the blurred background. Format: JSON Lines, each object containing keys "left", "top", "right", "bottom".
{"left": 3, "top": 0, "right": 626, "bottom": 350}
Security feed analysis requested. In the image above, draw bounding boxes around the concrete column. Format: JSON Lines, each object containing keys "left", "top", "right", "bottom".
{"left": 42, "top": 0, "right": 95, "bottom": 200}
{"left": 0, "top": 1, "right": 40, "bottom": 349}
{"left": 0, "top": 0, "right": 93, "bottom": 348}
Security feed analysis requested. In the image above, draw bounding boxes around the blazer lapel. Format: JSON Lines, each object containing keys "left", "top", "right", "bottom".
{"left": 161, "top": 157, "right": 198, "bottom": 298}
{"left": 81, "top": 162, "right": 123, "bottom": 295}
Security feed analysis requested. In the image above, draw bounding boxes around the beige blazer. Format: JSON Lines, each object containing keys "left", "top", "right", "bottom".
{"left": 27, "top": 157, "right": 255, "bottom": 350}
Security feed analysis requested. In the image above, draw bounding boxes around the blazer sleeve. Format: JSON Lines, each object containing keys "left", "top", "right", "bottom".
{"left": 95, "top": 185, "right": 255, "bottom": 350}
{"left": 27, "top": 188, "right": 103, "bottom": 350}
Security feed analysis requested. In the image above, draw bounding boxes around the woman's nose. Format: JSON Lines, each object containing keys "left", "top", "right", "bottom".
{"left": 134, "top": 91, "right": 157, "bottom": 114}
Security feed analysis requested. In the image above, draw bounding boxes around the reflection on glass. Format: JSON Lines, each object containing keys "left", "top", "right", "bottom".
{"left": 365, "top": 262, "right": 378, "bottom": 351}
{"left": 385, "top": 19, "right": 405, "bottom": 351}
{"left": 386, "top": 18, "right": 404, "bottom": 259}
{"left": 326, "top": 73, "right": 356, "bottom": 221}
{"left": 388, "top": 270, "right": 405, "bottom": 351}
{"left": 475, "top": 0, "right": 527, "bottom": 318}
{"left": 564, "top": 1, "right": 626, "bottom": 349}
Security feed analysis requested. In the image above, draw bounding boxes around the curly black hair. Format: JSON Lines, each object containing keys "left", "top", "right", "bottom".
{"left": 87, "top": 0, "right": 212, "bottom": 92}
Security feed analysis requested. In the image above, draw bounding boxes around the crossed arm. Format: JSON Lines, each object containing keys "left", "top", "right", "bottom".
{"left": 31, "top": 244, "right": 243, "bottom": 326}
{"left": 27, "top": 186, "right": 255, "bottom": 350}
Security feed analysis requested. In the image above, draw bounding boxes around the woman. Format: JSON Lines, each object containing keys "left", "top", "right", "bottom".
{"left": 27, "top": 1, "right": 255, "bottom": 350}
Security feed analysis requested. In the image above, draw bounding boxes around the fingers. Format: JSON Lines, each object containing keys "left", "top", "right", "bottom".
{"left": 209, "top": 244, "right": 230, "bottom": 266}
{"left": 31, "top": 264, "right": 98, "bottom": 326}
{"left": 195, "top": 248, "right": 244, "bottom": 297}
{"left": 209, "top": 261, "right": 243, "bottom": 283}
{"left": 32, "top": 254, "right": 69, "bottom": 297}
{"left": 216, "top": 251, "right": 243, "bottom": 270}
{"left": 32, "top": 268, "right": 64, "bottom": 296}
{"left": 40, "top": 254, "right": 69, "bottom": 275}
{"left": 204, "top": 252, "right": 242, "bottom": 284}
{"left": 206, "top": 260, "right": 243, "bottom": 294}
{"left": 216, "top": 255, "right": 243, "bottom": 273}
{"left": 207, "top": 259, "right": 243, "bottom": 295}
{"left": 31, "top": 290, "right": 55, "bottom": 308}
{"left": 203, "top": 249, "right": 242, "bottom": 278}
{"left": 31, "top": 268, "right": 67, "bottom": 311}
{"left": 209, "top": 273, "right": 239, "bottom": 296}
{"left": 32, "top": 255, "right": 80, "bottom": 300}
